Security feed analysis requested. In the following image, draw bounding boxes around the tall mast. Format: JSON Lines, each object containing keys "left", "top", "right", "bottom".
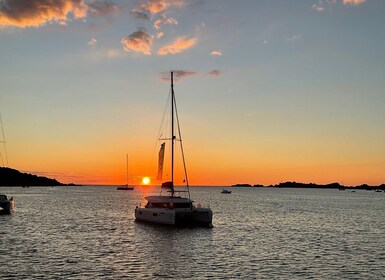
{"left": 171, "top": 71, "right": 175, "bottom": 196}
{"left": 126, "top": 154, "right": 128, "bottom": 185}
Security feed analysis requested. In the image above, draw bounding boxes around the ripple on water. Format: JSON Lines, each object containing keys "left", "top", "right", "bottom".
{"left": 0, "top": 186, "right": 384, "bottom": 279}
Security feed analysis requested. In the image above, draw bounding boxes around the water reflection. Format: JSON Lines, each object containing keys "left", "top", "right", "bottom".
{"left": 0, "top": 186, "right": 384, "bottom": 279}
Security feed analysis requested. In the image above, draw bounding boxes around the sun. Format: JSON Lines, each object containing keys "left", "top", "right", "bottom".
{"left": 142, "top": 177, "right": 150, "bottom": 185}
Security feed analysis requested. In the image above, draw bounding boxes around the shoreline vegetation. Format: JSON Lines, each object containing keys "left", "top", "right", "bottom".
{"left": 232, "top": 182, "right": 385, "bottom": 191}
{"left": 0, "top": 167, "right": 78, "bottom": 187}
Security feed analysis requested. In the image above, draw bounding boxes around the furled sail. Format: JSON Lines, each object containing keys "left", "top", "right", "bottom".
{"left": 157, "top": 142, "right": 165, "bottom": 181}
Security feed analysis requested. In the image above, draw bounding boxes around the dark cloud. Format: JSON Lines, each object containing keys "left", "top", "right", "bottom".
{"left": 0, "top": 0, "right": 87, "bottom": 28}
{"left": 121, "top": 28, "right": 152, "bottom": 55}
{"left": 160, "top": 70, "right": 197, "bottom": 81}
{"left": 207, "top": 70, "right": 221, "bottom": 76}
{"left": 88, "top": 0, "right": 118, "bottom": 16}
{"left": 131, "top": 8, "right": 150, "bottom": 20}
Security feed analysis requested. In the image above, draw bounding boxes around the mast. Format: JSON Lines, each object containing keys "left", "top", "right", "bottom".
{"left": 171, "top": 71, "right": 175, "bottom": 196}
{"left": 126, "top": 154, "right": 128, "bottom": 186}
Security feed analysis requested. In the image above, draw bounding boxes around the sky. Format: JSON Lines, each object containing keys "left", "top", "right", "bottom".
{"left": 1, "top": 0, "right": 385, "bottom": 186}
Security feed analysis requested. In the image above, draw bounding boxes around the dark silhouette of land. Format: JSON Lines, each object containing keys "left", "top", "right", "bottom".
{"left": 232, "top": 181, "right": 385, "bottom": 191}
{"left": 0, "top": 167, "right": 69, "bottom": 186}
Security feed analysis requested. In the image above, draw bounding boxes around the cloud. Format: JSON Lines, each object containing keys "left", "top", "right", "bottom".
{"left": 312, "top": 1, "right": 325, "bottom": 12}
{"left": 131, "top": 8, "right": 150, "bottom": 19}
{"left": 157, "top": 36, "right": 197, "bottom": 55}
{"left": 156, "top": 31, "right": 164, "bottom": 39}
{"left": 343, "top": 0, "right": 366, "bottom": 5}
{"left": 160, "top": 70, "right": 197, "bottom": 81}
{"left": 121, "top": 28, "right": 152, "bottom": 55}
{"left": 207, "top": 70, "right": 221, "bottom": 76}
{"left": 0, "top": 0, "right": 88, "bottom": 28}
{"left": 131, "top": 0, "right": 184, "bottom": 21}
{"left": 106, "top": 49, "right": 124, "bottom": 58}
{"left": 88, "top": 38, "right": 97, "bottom": 46}
{"left": 211, "top": 51, "right": 222, "bottom": 56}
{"left": 88, "top": 0, "right": 118, "bottom": 16}
{"left": 140, "top": 0, "right": 168, "bottom": 15}
{"left": 288, "top": 34, "right": 302, "bottom": 42}
{"left": 153, "top": 18, "right": 162, "bottom": 29}
{"left": 153, "top": 15, "right": 178, "bottom": 29}
{"left": 312, "top": 0, "right": 365, "bottom": 12}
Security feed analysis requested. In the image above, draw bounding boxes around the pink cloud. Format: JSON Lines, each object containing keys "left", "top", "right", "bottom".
{"left": 121, "top": 29, "right": 152, "bottom": 55}
{"left": 154, "top": 18, "right": 162, "bottom": 29}
{"left": 139, "top": 0, "right": 167, "bottom": 15}
{"left": 88, "top": 38, "right": 97, "bottom": 46}
{"left": 0, "top": 0, "right": 88, "bottom": 28}
{"left": 132, "top": 0, "right": 184, "bottom": 20}
{"left": 153, "top": 16, "right": 178, "bottom": 29}
{"left": 211, "top": 51, "right": 222, "bottom": 56}
{"left": 156, "top": 31, "right": 164, "bottom": 39}
{"left": 157, "top": 36, "right": 197, "bottom": 55}
{"left": 343, "top": 0, "right": 366, "bottom": 5}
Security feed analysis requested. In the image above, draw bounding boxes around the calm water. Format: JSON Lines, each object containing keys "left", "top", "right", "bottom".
{"left": 1, "top": 186, "right": 384, "bottom": 279}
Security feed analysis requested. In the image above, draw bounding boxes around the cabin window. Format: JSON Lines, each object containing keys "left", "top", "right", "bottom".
{"left": 173, "top": 203, "right": 192, "bottom": 208}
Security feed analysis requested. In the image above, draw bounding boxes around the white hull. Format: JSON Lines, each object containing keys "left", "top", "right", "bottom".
{"left": 135, "top": 207, "right": 176, "bottom": 225}
{"left": 135, "top": 207, "right": 213, "bottom": 227}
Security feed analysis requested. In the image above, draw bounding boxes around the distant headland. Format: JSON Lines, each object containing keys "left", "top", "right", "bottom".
{"left": 231, "top": 182, "right": 385, "bottom": 191}
{"left": 0, "top": 167, "right": 76, "bottom": 187}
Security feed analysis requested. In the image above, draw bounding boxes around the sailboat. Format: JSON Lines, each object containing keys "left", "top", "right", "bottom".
{"left": 135, "top": 71, "right": 213, "bottom": 227}
{"left": 117, "top": 154, "right": 134, "bottom": 190}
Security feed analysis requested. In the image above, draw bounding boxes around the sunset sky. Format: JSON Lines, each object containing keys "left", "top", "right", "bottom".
{"left": 1, "top": 0, "right": 385, "bottom": 186}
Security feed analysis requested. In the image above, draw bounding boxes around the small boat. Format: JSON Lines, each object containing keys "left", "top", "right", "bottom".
{"left": 117, "top": 154, "right": 134, "bottom": 190}
{"left": 117, "top": 186, "right": 134, "bottom": 190}
{"left": 221, "top": 189, "right": 232, "bottom": 194}
{"left": 135, "top": 71, "right": 213, "bottom": 227}
{"left": 0, "top": 194, "right": 14, "bottom": 213}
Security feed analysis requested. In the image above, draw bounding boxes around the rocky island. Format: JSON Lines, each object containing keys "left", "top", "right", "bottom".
{"left": 0, "top": 167, "right": 67, "bottom": 186}
{"left": 231, "top": 181, "right": 385, "bottom": 191}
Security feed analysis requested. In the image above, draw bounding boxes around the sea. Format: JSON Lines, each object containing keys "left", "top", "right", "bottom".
{"left": 1, "top": 186, "right": 384, "bottom": 279}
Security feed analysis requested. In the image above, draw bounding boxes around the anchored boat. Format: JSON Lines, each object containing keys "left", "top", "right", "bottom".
{"left": 0, "top": 194, "right": 14, "bottom": 213}
{"left": 117, "top": 154, "right": 134, "bottom": 190}
{"left": 135, "top": 71, "right": 213, "bottom": 227}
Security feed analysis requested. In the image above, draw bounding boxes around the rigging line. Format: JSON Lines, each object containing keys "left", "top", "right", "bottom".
{"left": 147, "top": 87, "right": 172, "bottom": 181}
{"left": 173, "top": 91, "right": 190, "bottom": 199}
{"left": 0, "top": 97, "right": 9, "bottom": 167}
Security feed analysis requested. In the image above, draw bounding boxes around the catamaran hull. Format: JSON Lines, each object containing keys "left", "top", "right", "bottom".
{"left": 135, "top": 207, "right": 176, "bottom": 225}
{"left": 135, "top": 207, "right": 213, "bottom": 227}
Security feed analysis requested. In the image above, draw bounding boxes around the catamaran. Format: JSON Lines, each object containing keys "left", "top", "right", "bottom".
{"left": 135, "top": 71, "right": 213, "bottom": 227}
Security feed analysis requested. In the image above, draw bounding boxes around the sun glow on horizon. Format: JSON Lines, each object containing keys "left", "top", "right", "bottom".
{"left": 142, "top": 177, "right": 150, "bottom": 185}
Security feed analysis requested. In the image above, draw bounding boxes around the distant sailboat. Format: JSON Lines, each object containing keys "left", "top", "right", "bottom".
{"left": 135, "top": 71, "right": 213, "bottom": 227}
{"left": 117, "top": 154, "right": 134, "bottom": 190}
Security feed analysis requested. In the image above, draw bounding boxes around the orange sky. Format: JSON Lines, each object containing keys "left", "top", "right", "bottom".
{"left": 1, "top": 0, "right": 385, "bottom": 186}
